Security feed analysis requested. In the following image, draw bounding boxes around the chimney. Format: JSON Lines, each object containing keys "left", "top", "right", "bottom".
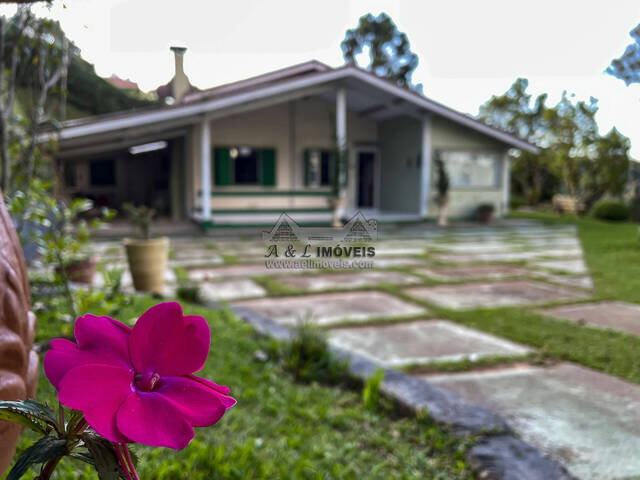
{"left": 170, "top": 46, "right": 189, "bottom": 103}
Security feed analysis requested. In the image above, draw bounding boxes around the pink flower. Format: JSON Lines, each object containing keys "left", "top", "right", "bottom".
{"left": 44, "top": 302, "right": 236, "bottom": 449}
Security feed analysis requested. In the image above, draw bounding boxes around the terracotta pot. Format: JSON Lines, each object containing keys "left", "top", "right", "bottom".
{"left": 124, "top": 236, "right": 169, "bottom": 294}
{"left": 56, "top": 256, "right": 97, "bottom": 285}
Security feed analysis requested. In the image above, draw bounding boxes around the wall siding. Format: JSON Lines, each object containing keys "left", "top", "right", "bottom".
{"left": 429, "top": 115, "right": 509, "bottom": 217}
{"left": 379, "top": 116, "right": 422, "bottom": 213}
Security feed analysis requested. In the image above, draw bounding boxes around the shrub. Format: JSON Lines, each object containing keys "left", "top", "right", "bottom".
{"left": 590, "top": 201, "right": 630, "bottom": 222}
{"left": 279, "top": 321, "right": 347, "bottom": 384}
{"left": 362, "top": 368, "right": 385, "bottom": 411}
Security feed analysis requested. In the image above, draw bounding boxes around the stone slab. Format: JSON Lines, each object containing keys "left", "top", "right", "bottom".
{"left": 540, "top": 301, "right": 640, "bottom": 336}
{"left": 421, "top": 363, "right": 640, "bottom": 479}
{"left": 277, "top": 271, "right": 420, "bottom": 291}
{"left": 188, "top": 264, "right": 304, "bottom": 280}
{"left": 328, "top": 320, "right": 532, "bottom": 367}
{"left": 417, "top": 264, "right": 531, "bottom": 281}
{"left": 532, "top": 258, "right": 588, "bottom": 275}
{"left": 373, "top": 257, "right": 424, "bottom": 268}
{"left": 234, "top": 291, "right": 426, "bottom": 326}
{"left": 199, "top": 279, "right": 266, "bottom": 301}
{"left": 405, "top": 281, "right": 587, "bottom": 310}
{"left": 533, "top": 271, "right": 593, "bottom": 290}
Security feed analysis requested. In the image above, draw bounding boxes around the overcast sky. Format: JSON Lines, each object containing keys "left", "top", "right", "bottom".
{"left": 3, "top": 0, "right": 640, "bottom": 158}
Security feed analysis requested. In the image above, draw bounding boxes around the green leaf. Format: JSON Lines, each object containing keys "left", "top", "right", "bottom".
{"left": 7, "top": 436, "right": 67, "bottom": 480}
{"left": 0, "top": 400, "right": 57, "bottom": 435}
{"left": 81, "top": 432, "right": 126, "bottom": 480}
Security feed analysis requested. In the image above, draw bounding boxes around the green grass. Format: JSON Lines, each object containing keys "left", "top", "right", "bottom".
{"left": 512, "top": 211, "right": 640, "bottom": 302}
{"left": 11, "top": 297, "right": 473, "bottom": 480}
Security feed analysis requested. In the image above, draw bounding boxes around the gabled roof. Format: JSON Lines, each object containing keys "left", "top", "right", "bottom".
{"left": 45, "top": 62, "right": 538, "bottom": 153}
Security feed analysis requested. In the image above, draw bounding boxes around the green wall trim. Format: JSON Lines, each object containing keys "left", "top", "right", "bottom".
{"left": 192, "top": 208, "right": 332, "bottom": 214}
{"left": 197, "top": 190, "right": 333, "bottom": 197}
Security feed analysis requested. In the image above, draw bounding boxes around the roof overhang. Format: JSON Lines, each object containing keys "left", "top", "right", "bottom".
{"left": 44, "top": 66, "right": 539, "bottom": 154}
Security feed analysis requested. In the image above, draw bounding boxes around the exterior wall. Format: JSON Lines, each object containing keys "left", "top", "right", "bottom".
{"left": 192, "top": 97, "right": 378, "bottom": 214}
{"left": 429, "top": 116, "right": 509, "bottom": 218}
{"left": 378, "top": 116, "right": 422, "bottom": 214}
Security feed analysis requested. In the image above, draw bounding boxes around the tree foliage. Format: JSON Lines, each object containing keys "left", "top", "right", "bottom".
{"left": 341, "top": 13, "right": 420, "bottom": 90}
{"left": 479, "top": 78, "right": 630, "bottom": 208}
{"left": 607, "top": 24, "right": 640, "bottom": 85}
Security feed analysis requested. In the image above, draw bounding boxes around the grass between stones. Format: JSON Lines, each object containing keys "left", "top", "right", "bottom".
{"left": 14, "top": 296, "right": 473, "bottom": 480}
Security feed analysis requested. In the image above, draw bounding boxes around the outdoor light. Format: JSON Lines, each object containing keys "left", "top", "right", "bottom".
{"left": 128, "top": 141, "right": 168, "bottom": 155}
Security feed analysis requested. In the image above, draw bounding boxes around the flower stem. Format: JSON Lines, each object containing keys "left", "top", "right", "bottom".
{"left": 123, "top": 445, "right": 140, "bottom": 480}
{"left": 36, "top": 456, "right": 62, "bottom": 480}
{"left": 114, "top": 444, "right": 133, "bottom": 480}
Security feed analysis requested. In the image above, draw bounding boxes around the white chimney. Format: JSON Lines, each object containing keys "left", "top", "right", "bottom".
{"left": 170, "top": 46, "right": 189, "bottom": 103}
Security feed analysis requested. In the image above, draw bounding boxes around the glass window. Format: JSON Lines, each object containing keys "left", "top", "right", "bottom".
{"left": 306, "top": 149, "right": 334, "bottom": 187}
{"left": 90, "top": 158, "right": 116, "bottom": 186}
{"left": 64, "top": 162, "right": 77, "bottom": 187}
{"left": 232, "top": 147, "right": 259, "bottom": 184}
{"left": 439, "top": 151, "right": 500, "bottom": 188}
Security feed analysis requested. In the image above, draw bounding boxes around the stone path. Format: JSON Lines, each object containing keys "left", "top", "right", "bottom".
{"left": 405, "top": 281, "right": 588, "bottom": 310}
{"left": 328, "top": 320, "right": 531, "bottom": 367}
{"left": 423, "top": 363, "right": 640, "bottom": 480}
{"left": 84, "top": 222, "right": 640, "bottom": 479}
{"left": 234, "top": 291, "right": 427, "bottom": 326}
{"left": 540, "top": 301, "right": 640, "bottom": 336}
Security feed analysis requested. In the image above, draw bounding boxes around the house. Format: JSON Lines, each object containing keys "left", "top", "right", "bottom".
{"left": 45, "top": 47, "right": 538, "bottom": 228}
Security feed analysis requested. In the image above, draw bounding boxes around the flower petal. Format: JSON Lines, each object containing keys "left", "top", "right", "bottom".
{"left": 156, "top": 376, "right": 235, "bottom": 427}
{"left": 44, "top": 338, "right": 129, "bottom": 389}
{"left": 58, "top": 364, "right": 133, "bottom": 443}
{"left": 75, "top": 314, "right": 131, "bottom": 362}
{"left": 116, "top": 391, "right": 194, "bottom": 449}
{"left": 129, "top": 302, "right": 210, "bottom": 376}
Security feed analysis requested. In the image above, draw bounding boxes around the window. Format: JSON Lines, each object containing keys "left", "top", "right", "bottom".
{"left": 439, "top": 151, "right": 501, "bottom": 188}
{"left": 64, "top": 162, "right": 77, "bottom": 187}
{"left": 89, "top": 158, "right": 116, "bottom": 186}
{"left": 304, "top": 149, "right": 334, "bottom": 187}
{"left": 213, "top": 147, "right": 276, "bottom": 186}
{"left": 232, "top": 147, "right": 259, "bottom": 184}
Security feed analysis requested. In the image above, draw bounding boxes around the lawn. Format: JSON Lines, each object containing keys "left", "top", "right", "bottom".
{"left": 7, "top": 296, "right": 472, "bottom": 480}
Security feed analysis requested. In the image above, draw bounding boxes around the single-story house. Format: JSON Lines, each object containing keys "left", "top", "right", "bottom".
{"left": 45, "top": 48, "right": 537, "bottom": 227}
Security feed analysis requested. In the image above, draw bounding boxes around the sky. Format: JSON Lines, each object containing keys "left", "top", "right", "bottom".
{"left": 3, "top": 0, "right": 640, "bottom": 158}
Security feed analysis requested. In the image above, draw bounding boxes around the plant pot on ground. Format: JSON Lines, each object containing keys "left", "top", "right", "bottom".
{"left": 123, "top": 204, "right": 169, "bottom": 294}
{"left": 475, "top": 203, "right": 495, "bottom": 223}
{"left": 55, "top": 256, "right": 98, "bottom": 285}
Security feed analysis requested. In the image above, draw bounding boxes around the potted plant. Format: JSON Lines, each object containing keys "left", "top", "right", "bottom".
{"left": 123, "top": 203, "right": 169, "bottom": 294}
{"left": 434, "top": 153, "right": 449, "bottom": 226}
{"left": 475, "top": 203, "right": 495, "bottom": 223}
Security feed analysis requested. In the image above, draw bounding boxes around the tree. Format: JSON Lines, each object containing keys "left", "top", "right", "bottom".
{"left": 341, "top": 13, "right": 420, "bottom": 90}
{"left": 433, "top": 153, "right": 449, "bottom": 226}
{"left": 479, "top": 79, "right": 631, "bottom": 208}
{"left": 0, "top": 7, "right": 69, "bottom": 193}
{"left": 607, "top": 24, "right": 640, "bottom": 85}
{"left": 478, "top": 78, "right": 557, "bottom": 204}
{"left": 580, "top": 128, "right": 630, "bottom": 207}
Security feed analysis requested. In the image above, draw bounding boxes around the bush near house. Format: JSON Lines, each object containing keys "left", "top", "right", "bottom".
{"left": 590, "top": 200, "right": 630, "bottom": 222}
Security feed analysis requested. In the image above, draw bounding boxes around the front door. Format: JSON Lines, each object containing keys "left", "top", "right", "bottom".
{"left": 357, "top": 152, "right": 376, "bottom": 208}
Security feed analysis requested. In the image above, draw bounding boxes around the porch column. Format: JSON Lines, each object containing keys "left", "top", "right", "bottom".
{"left": 200, "top": 116, "right": 211, "bottom": 220}
{"left": 502, "top": 154, "right": 511, "bottom": 216}
{"left": 336, "top": 87, "right": 347, "bottom": 154}
{"left": 420, "top": 114, "right": 432, "bottom": 217}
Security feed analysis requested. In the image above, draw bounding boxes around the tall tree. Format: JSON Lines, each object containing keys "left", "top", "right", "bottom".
{"left": 341, "top": 13, "right": 420, "bottom": 90}
{"left": 480, "top": 79, "right": 630, "bottom": 208}
{"left": 0, "top": 7, "right": 69, "bottom": 192}
{"left": 478, "top": 78, "right": 556, "bottom": 204}
{"left": 607, "top": 24, "right": 640, "bottom": 85}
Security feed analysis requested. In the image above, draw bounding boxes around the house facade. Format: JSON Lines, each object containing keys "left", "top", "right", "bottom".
{"left": 47, "top": 50, "right": 537, "bottom": 227}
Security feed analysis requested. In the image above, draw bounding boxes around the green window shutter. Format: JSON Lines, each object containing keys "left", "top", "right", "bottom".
{"left": 303, "top": 149, "right": 311, "bottom": 186}
{"left": 261, "top": 148, "right": 276, "bottom": 186}
{"left": 214, "top": 147, "right": 232, "bottom": 186}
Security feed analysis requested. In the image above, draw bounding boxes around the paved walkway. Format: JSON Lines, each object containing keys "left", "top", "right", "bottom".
{"left": 88, "top": 223, "right": 640, "bottom": 480}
